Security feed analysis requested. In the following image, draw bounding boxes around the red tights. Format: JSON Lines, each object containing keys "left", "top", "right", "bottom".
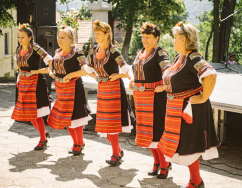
{"left": 150, "top": 148, "right": 170, "bottom": 174}
{"left": 107, "top": 134, "right": 121, "bottom": 161}
{"left": 67, "top": 125, "right": 84, "bottom": 152}
{"left": 31, "top": 117, "right": 46, "bottom": 147}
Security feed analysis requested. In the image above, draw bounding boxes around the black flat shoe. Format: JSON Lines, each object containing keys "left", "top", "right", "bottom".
{"left": 107, "top": 155, "right": 122, "bottom": 166}
{"left": 157, "top": 162, "right": 172, "bottom": 179}
{"left": 68, "top": 144, "right": 77, "bottom": 154}
{"left": 189, "top": 179, "right": 204, "bottom": 188}
{"left": 106, "top": 150, "right": 124, "bottom": 163}
{"left": 148, "top": 163, "right": 160, "bottom": 176}
{"left": 73, "top": 145, "right": 82, "bottom": 156}
{"left": 80, "top": 143, "right": 85, "bottom": 150}
{"left": 46, "top": 132, "right": 50, "bottom": 138}
{"left": 120, "top": 150, "right": 124, "bottom": 158}
{"left": 34, "top": 140, "right": 48, "bottom": 150}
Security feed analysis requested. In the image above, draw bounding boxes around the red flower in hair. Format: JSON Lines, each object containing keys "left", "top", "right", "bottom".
{"left": 17, "top": 23, "right": 30, "bottom": 31}
{"left": 93, "top": 20, "right": 102, "bottom": 26}
{"left": 176, "top": 21, "right": 184, "bottom": 28}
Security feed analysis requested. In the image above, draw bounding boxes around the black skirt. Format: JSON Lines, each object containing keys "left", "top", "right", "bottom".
{"left": 176, "top": 96, "right": 220, "bottom": 155}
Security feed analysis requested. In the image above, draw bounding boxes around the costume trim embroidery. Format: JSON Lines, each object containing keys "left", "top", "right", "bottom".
{"left": 115, "top": 55, "right": 125, "bottom": 67}
{"left": 93, "top": 45, "right": 110, "bottom": 77}
{"left": 164, "top": 54, "right": 188, "bottom": 93}
{"left": 53, "top": 47, "right": 76, "bottom": 74}
{"left": 158, "top": 49, "right": 168, "bottom": 56}
{"left": 77, "top": 56, "right": 87, "bottom": 67}
{"left": 194, "top": 60, "right": 208, "bottom": 71}
{"left": 190, "top": 52, "right": 203, "bottom": 60}
{"left": 110, "top": 46, "right": 118, "bottom": 53}
{"left": 17, "top": 43, "right": 34, "bottom": 67}
{"left": 133, "top": 47, "right": 159, "bottom": 80}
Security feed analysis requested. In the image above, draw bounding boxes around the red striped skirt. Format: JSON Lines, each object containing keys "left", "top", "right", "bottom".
{"left": 158, "top": 86, "right": 203, "bottom": 158}
{"left": 133, "top": 80, "right": 163, "bottom": 147}
{"left": 47, "top": 78, "right": 77, "bottom": 129}
{"left": 95, "top": 79, "right": 122, "bottom": 133}
{"left": 11, "top": 72, "right": 38, "bottom": 121}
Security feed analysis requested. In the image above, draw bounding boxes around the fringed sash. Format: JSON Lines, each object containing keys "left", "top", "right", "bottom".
{"left": 47, "top": 78, "right": 77, "bottom": 129}
{"left": 134, "top": 80, "right": 163, "bottom": 147}
{"left": 95, "top": 79, "right": 122, "bottom": 133}
{"left": 11, "top": 71, "right": 38, "bottom": 121}
{"left": 158, "top": 86, "right": 203, "bottom": 157}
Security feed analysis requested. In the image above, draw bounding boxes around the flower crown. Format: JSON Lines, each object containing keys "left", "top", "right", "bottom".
{"left": 17, "top": 23, "right": 30, "bottom": 31}
{"left": 176, "top": 21, "right": 187, "bottom": 36}
{"left": 59, "top": 25, "right": 67, "bottom": 30}
{"left": 93, "top": 20, "right": 103, "bottom": 26}
{"left": 140, "top": 22, "right": 155, "bottom": 30}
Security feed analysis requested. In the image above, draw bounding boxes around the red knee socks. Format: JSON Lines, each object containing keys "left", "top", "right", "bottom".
{"left": 73, "top": 126, "right": 84, "bottom": 152}
{"left": 150, "top": 148, "right": 160, "bottom": 171}
{"left": 187, "top": 159, "right": 202, "bottom": 188}
{"left": 67, "top": 125, "right": 78, "bottom": 151}
{"left": 31, "top": 117, "right": 46, "bottom": 146}
{"left": 157, "top": 148, "right": 169, "bottom": 175}
{"left": 108, "top": 134, "right": 121, "bottom": 161}
{"left": 107, "top": 134, "right": 121, "bottom": 153}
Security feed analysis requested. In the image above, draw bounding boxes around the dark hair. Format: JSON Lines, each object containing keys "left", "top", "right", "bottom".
{"left": 18, "top": 27, "right": 34, "bottom": 44}
{"left": 140, "top": 24, "right": 161, "bottom": 42}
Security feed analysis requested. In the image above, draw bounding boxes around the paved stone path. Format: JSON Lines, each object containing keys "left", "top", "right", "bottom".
{"left": 0, "top": 83, "right": 241, "bottom": 188}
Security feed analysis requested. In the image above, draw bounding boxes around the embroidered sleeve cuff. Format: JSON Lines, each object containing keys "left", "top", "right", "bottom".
{"left": 199, "top": 68, "right": 217, "bottom": 84}
{"left": 120, "top": 64, "right": 131, "bottom": 74}
{"left": 43, "top": 55, "right": 53, "bottom": 65}
{"left": 82, "top": 64, "right": 95, "bottom": 74}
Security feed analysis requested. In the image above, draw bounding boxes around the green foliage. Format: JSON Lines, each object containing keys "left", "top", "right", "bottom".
{"left": 128, "top": 28, "right": 143, "bottom": 55}
{"left": 0, "top": 0, "right": 16, "bottom": 36}
{"left": 228, "top": 0, "right": 242, "bottom": 65}
{"left": 57, "top": 11, "right": 79, "bottom": 31}
{"left": 0, "top": 0, "right": 71, "bottom": 36}
{"left": 196, "top": 11, "right": 213, "bottom": 62}
{"left": 78, "top": 5, "right": 92, "bottom": 20}
{"left": 159, "top": 34, "right": 177, "bottom": 62}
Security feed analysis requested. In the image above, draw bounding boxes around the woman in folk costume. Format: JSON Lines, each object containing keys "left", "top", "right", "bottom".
{"left": 47, "top": 26, "right": 94, "bottom": 155}
{"left": 89, "top": 20, "right": 135, "bottom": 166}
{"left": 12, "top": 23, "right": 53, "bottom": 150}
{"left": 157, "top": 22, "right": 220, "bottom": 188}
{"left": 129, "top": 23, "right": 172, "bottom": 179}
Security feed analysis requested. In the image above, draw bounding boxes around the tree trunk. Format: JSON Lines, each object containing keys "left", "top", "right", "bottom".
{"left": 121, "top": 23, "right": 133, "bottom": 61}
{"left": 219, "top": 0, "right": 229, "bottom": 63}
{"left": 224, "top": 0, "right": 236, "bottom": 60}
{"left": 212, "top": 0, "right": 220, "bottom": 63}
{"left": 205, "top": 24, "right": 214, "bottom": 61}
{"left": 108, "top": 11, "right": 115, "bottom": 44}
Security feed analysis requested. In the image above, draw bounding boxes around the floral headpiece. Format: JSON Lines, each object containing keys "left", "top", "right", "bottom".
{"left": 176, "top": 21, "right": 187, "bottom": 36}
{"left": 58, "top": 25, "right": 73, "bottom": 37}
{"left": 17, "top": 23, "right": 30, "bottom": 31}
{"left": 59, "top": 25, "right": 67, "bottom": 30}
{"left": 140, "top": 22, "right": 155, "bottom": 30}
{"left": 93, "top": 20, "right": 103, "bottom": 26}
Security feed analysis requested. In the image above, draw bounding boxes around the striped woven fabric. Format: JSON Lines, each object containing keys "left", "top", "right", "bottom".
{"left": 95, "top": 79, "right": 122, "bottom": 133}
{"left": 158, "top": 86, "right": 203, "bottom": 158}
{"left": 134, "top": 80, "right": 163, "bottom": 147}
{"left": 11, "top": 72, "right": 38, "bottom": 121}
{"left": 47, "top": 78, "right": 77, "bottom": 129}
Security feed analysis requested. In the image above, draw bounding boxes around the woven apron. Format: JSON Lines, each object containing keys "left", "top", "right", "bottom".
{"left": 47, "top": 78, "right": 78, "bottom": 129}
{"left": 158, "top": 86, "right": 203, "bottom": 158}
{"left": 12, "top": 71, "right": 38, "bottom": 121}
{"left": 133, "top": 80, "right": 163, "bottom": 147}
{"left": 95, "top": 79, "right": 122, "bottom": 133}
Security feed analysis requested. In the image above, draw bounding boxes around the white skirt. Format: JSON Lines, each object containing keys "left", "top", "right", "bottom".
{"left": 37, "top": 106, "right": 50, "bottom": 118}
{"left": 165, "top": 147, "right": 219, "bottom": 166}
{"left": 99, "top": 111, "right": 133, "bottom": 138}
{"left": 69, "top": 115, "right": 92, "bottom": 129}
